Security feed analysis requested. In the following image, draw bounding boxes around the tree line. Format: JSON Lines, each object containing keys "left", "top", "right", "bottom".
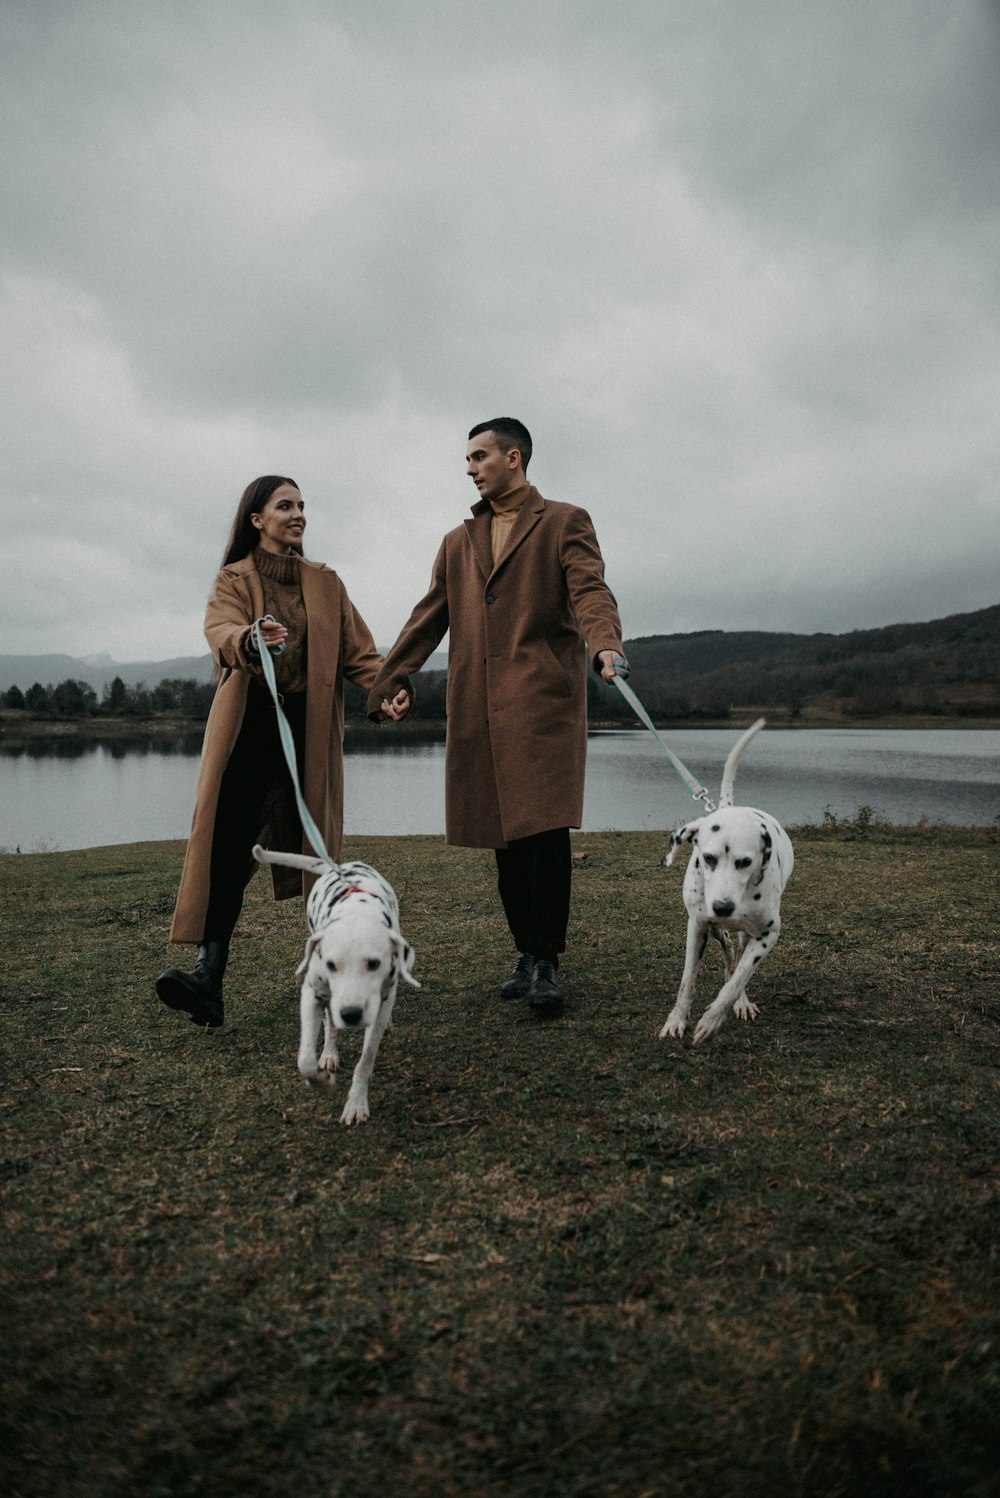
{"left": 5, "top": 596, "right": 998, "bottom": 726}
{"left": 2, "top": 676, "right": 217, "bottom": 721}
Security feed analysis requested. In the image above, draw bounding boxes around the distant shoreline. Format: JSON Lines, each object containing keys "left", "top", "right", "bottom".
{"left": 1, "top": 709, "right": 997, "bottom": 741}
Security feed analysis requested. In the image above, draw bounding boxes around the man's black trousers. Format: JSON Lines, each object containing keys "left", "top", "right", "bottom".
{"left": 494, "top": 826, "right": 571, "bottom": 963}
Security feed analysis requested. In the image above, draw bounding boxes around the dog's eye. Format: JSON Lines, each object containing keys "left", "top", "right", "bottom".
{"left": 735, "top": 857, "right": 752, "bottom": 870}
{"left": 326, "top": 960, "right": 337, "bottom": 972}
{"left": 366, "top": 958, "right": 381, "bottom": 972}
{"left": 703, "top": 854, "right": 718, "bottom": 869}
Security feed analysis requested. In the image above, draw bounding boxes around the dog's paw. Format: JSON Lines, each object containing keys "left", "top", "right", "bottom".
{"left": 659, "top": 1011, "right": 686, "bottom": 1040}
{"left": 692, "top": 1007, "right": 729, "bottom": 1045}
{"left": 300, "top": 1065, "right": 337, "bottom": 1091}
{"left": 340, "top": 1094, "right": 370, "bottom": 1126}
{"left": 318, "top": 1050, "right": 339, "bottom": 1074}
{"left": 733, "top": 996, "right": 759, "bottom": 1023}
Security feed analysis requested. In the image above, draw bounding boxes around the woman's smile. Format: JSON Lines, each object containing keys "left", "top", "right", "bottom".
{"left": 251, "top": 483, "right": 306, "bottom": 554}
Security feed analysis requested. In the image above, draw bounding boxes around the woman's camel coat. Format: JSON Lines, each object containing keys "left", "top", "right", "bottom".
{"left": 170, "top": 555, "right": 383, "bottom": 943}
{"left": 368, "top": 489, "right": 624, "bottom": 848}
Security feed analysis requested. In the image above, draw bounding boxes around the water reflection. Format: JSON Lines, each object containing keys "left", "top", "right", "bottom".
{"left": 0, "top": 727, "right": 997, "bottom": 852}
{"left": 0, "top": 732, "right": 204, "bottom": 761}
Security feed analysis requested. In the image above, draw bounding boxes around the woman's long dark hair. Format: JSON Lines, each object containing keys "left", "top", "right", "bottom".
{"left": 221, "top": 475, "right": 300, "bottom": 566}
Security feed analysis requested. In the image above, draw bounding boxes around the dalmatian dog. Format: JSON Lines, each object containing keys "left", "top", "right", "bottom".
{"left": 253, "top": 846, "right": 419, "bottom": 1124}
{"left": 659, "top": 719, "right": 793, "bottom": 1045}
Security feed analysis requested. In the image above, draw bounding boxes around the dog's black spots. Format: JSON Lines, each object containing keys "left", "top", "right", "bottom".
{"left": 753, "top": 955, "right": 762, "bottom": 965}
{"left": 711, "top": 824, "right": 720, "bottom": 832}
{"left": 725, "top": 844, "right": 730, "bottom": 854}
{"left": 762, "top": 830, "right": 772, "bottom": 845}
{"left": 694, "top": 857, "right": 700, "bottom": 869}
{"left": 767, "top": 919, "right": 775, "bottom": 928}
{"left": 382, "top": 912, "right": 391, "bottom": 927}
{"left": 753, "top": 893, "right": 762, "bottom": 901}
{"left": 326, "top": 959, "right": 337, "bottom": 972}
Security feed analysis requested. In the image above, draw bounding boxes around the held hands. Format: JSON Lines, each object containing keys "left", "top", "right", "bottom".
{"left": 380, "top": 688, "right": 411, "bottom": 722}
{"left": 379, "top": 657, "right": 619, "bottom": 720}
{"left": 598, "top": 651, "right": 629, "bottom": 682}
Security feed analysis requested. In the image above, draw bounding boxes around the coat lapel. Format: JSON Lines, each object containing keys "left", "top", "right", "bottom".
{"left": 489, "top": 487, "right": 544, "bottom": 577}
{"left": 229, "top": 555, "right": 266, "bottom": 619}
{"left": 464, "top": 504, "right": 495, "bottom": 582}
{"left": 464, "top": 488, "right": 546, "bottom": 581}
{"left": 299, "top": 559, "right": 335, "bottom": 674}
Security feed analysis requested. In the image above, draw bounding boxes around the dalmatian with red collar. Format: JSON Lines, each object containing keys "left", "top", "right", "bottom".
{"left": 253, "top": 846, "right": 419, "bottom": 1123}
{"left": 659, "top": 719, "right": 794, "bottom": 1045}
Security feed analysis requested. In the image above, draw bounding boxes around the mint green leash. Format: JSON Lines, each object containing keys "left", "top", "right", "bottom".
{"left": 251, "top": 616, "right": 333, "bottom": 863}
{"left": 609, "top": 669, "right": 717, "bottom": 812}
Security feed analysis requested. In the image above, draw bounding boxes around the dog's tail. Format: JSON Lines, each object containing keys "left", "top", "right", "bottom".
{"left": 719, "top": 718, "right": 766, "bottom": 808}
{"left": 253, "top": 843, "right": 334, "bottom": 876}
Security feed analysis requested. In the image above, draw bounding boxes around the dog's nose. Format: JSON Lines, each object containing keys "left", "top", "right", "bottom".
{"left": 712, "top": 900, "right": 735, "bottom": 918}
{"left": 340, "top": 1006, "right": 364, "bottom": 1027}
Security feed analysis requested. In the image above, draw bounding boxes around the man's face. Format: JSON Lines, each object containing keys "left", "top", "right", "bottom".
{"left": 466, "top": 431, "right": 520, "bottom": 503}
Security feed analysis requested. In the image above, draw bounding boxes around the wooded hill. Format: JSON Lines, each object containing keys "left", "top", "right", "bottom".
{"left": 3, "top": 605, "right": 996, "bottom": 726}
{"left": 585, "top": 602, "right": 1000, "bottom": 722}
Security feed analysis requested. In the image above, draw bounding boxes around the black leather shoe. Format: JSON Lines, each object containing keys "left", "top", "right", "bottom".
{"left": 156, "top": 941, "right": 227, "bottom": 1027}
{"left": 500, "top": 952, "right": 535, "bottom": 999}
{"left": 526, "top": 959, "right": 563, "bottom": 1015}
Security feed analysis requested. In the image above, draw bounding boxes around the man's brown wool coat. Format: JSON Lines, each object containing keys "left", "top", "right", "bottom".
{"left": 369, "top": 488, "right": 625, "bottom": 848}
{"left": 170, "top": 555, "right": 383, "bottom": 943}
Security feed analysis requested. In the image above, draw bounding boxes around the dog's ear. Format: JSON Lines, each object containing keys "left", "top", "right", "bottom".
{"left": 295, "top": 932, "right": 324, "bottom": 976}
{"left": 663, "top": 819, "right": 702, "bottom": 867}
{"left": 754, "top": 824, "right": 773, "bottom": 886}
{"left": 390, "top": 931, "right": 421, "bottom": 989}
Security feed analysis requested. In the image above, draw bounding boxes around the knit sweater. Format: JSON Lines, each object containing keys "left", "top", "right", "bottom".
{"left": 252, "top": 546, "right": 308, "bottom": 694}
{"left": 489, "top": 482, "right": 531, "bottom": 567}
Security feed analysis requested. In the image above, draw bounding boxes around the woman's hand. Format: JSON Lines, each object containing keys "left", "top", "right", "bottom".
{"left": 258, "top": 617, "right": 288, "bottom": 651}
{"left": 381, "top": 688, "right": 411, "bottom": 722}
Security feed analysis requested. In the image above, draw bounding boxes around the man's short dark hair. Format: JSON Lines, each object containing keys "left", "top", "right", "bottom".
{"left": 468, "top": 417, "right": 532, "bottom": 474}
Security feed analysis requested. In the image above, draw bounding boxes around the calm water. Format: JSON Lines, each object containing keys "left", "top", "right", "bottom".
{"left": 0, "top": 728, "right": 997, "bottom": 852}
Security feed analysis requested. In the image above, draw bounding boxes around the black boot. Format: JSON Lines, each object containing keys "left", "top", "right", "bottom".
{"left": 526, "top": 958, "right": 563, "bottom": 1016}
{"left": 500, "top": 951, "right": 535, "bottom": 999}
{"left": 156, "top": 941, "right": 228, "bottom": 1027}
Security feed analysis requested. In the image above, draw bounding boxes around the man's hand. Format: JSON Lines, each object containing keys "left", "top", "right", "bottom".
{"left": 598, "top": 650, "right": 629, "bottom": 682}
{"left": 380, "top": 688, "right": 411, "bottom": 722}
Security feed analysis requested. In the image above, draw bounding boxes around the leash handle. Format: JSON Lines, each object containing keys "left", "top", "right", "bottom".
{"left": 610, "top": 673, "right": 717, "bottom": 812}
{"left": 251, "top": 617, "right": 332, "bottom": 862}
{"left": 255, "top": 612, "right": 285, "bottom": 655}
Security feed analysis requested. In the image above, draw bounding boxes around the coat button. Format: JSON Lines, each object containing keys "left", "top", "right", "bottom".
{"left": 486, "top": 592, "right": 496, "bottom": 605}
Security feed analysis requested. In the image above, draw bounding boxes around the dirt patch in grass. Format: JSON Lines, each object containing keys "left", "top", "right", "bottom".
{"left": 1, "top": 828, "right": 997, "bottom": 1496}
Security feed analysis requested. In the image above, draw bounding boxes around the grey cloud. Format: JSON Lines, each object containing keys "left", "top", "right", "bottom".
{"left": 1, "top": 0, "right": 996, "bottom": 659}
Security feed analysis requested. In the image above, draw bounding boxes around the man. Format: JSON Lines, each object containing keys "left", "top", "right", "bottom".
{"left": 369, "top": 418, "right": 627, "bottom": 1014}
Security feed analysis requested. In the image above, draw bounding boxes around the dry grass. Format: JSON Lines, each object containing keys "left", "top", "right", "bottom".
{"left": 1, "top": 824, "right": 998, "bottom": 1497}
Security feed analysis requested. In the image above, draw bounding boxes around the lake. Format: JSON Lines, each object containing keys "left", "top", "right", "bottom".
{"left": 1, "top": 727, "right": 997, "bottom": 853}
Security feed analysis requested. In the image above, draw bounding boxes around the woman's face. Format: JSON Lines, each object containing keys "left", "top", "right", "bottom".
{"left": 251, "top": 484, "right": 306, "bottom": 554}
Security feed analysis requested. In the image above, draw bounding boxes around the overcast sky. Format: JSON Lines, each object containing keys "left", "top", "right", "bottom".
{"left": 3, "top": 0, "right": 998, "bottom": 663}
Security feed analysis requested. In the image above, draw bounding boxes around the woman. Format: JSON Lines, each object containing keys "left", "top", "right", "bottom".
{"left": 156, "top": 475, "right": 409, "bottom": 1027}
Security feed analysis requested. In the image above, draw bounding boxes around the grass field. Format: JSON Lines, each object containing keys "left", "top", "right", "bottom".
{"left": 1, "top": 825, "right": 998, "bottom": 1497}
